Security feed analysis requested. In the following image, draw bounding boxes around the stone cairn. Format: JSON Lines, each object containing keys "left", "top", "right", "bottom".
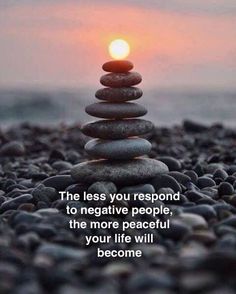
{"left": 71, "top": 60, "right": 168, "bottom": 186}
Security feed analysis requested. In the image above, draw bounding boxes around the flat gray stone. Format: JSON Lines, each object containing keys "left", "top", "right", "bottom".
{"left": 85, "top": 102, "right": 147, "bottom": 119}
{"left": 71, "top": 158, "right": 168, "bottom": 185}
{"left": 100, "top": 72, "right": 142, "bottom": 87}
{"left": 95, "top": 87, "right": 143, "bottom": 102}
{"left": 102, "top": 60, "right": 133, "bottom": 73}
{"left": 85, "top": 138, "right": 152, "bottom": 160}
{"left": 82, "top": 119, "right": 154, "bottom": 139}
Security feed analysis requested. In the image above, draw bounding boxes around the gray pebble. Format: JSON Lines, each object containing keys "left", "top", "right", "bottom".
{"left": 36, "top": 243, "right": 88, "bottom": 261}
{"left": 151, "top": 174, "right": 182, "bottom": 193}
{"left": 218, "top": 182, "right": 234, "bottom": 196}
{"left": 52, "top": 161, "right": 72, "bottom": 171}
{"left": 218, "top": 216, "right": 236, "bottom": 228}
{"left": 213, "top": 169, "right": 228, "bottom": 180}
{"left": 160, "top": 219, "right": 191, "bottom": 241}
{"left": 206, "top": 163, "right": 225, "bottom": 174}
{"left": 197, "top": 177, "right": 216, "bottom": 188}
{"left": 168, "top": 171, "right": 191, "bottom": 185}
{"left": 0, "top": 141, "right": 25, "bottom": 157}
{"left": 178, "top": 213, "right": 208, "bottom": 229}
{"left": 0, "top": 194, "right": 33, "bottom": 212}
{"left": 157, "top": 156, "right": 181, "bottom": 171}
{"left": 183, "top": 204, "right": 217, "bottom": 220}
{"left": 42, "top": 175, "right": 75, "bottom": 191}
{"left": 227, "top": 165, "right": 236, "bottom": 175}
{"left": 184, "top": 170, "right": 198, "bottom": 184}
{"left": 32, "top": 185, "right": 58, "bottom": 203}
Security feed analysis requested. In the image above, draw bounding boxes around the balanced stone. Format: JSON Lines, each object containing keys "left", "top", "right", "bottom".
{"left": 71, "top": 158, "right": 168, "bottom": 185}
{"left": 100, "top": 72, "right": 142, "bottom": 88}
{"left": 85, "top": 138, "right": 152, "bottom": 160}
{"left": 102, "top": 60, "right": 133, "bottom": 73}
{"left": 95, "top": 87, "right": 143, "bottom": 102}
{"left": 82, "top": 119, "right": 154, "bottom": 139}
{"left": 85, "top": 102, "right": 147, "bottom": 119}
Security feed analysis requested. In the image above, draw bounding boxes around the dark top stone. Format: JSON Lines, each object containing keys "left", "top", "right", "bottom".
{"left": 102, "top": 60, "right": 133, "bottom": 73}
{"left": 95, "top": 87, "right": 143, "bottom": 102}
{"left": 81, "top": 119, "right": 154, "bottom": 139}
{"left": 100, "top": 72, "right": 142, "bottom": 87}
{"left": 85, "top": 102, "right": 147, "bottom": 119}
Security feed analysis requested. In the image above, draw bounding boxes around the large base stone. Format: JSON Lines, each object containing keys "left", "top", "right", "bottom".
{"left": 71, "top": 158, "right": 168, "bottom": 185}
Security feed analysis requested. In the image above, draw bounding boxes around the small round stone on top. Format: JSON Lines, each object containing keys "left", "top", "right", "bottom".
{"left": 102, "top": 60, "right": 134, "bottom": 73}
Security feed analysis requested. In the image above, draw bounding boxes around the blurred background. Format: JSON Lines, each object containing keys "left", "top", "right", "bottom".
{"left": 0, "top": 0, "right": 235, "bottom": 126}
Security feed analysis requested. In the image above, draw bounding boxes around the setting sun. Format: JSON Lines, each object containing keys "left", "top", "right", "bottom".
{"left": 109, "top": 39, "right": 130, "bottom": 60}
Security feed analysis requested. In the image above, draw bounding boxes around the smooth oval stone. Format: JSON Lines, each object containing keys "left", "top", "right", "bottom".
{"left": 197, "top": 176, "right": 216, "bottom": 189}
{"left": 184, "top": 170, "right": 198, "bottom": 184}
{"left": 82, "top": 119, "right": 154, "bottom": 139}
{"left": 0, "top": 194, "right": 33, "bottom": 213}
{"left": 42, "top": 175, "right": 75, "bottom": 191}
{"left": 102, "top": 60, "right": 133, "bottom": 73}
{"left": 218, "top": 182, "right": 234, "bottom": 196}
{"left": 160, "top": 219, "right": 191, "bottom": 241}
{"left": 168, "top": 171, "right": 191, "bottom": 185}
{"left": 100, "top": 72, "right": 142, "bottom": 87}
{"left": 95, "top": 87, "right": 143, "bottom": 102}
{"left": 157, "top": 156, "right": 181, "bottom": 171}
{"left": 85, "top": 102, "right": 147, "bottom": 119}
{"left": 85, "top": 138, "right": 151, "bottom": 160}
{"left": 151, "top": 174, "right": 182, "bottom": 193}
{"left": 0, "top": 141, "right": 25, "bottom": 157}
{"left": 213, "top": 169, "right": 228, "bottom": 180}
{"left": 178, "top": 213, "right": 208, "bottom": 229}
{"left": 183, "top": 204, "right": 217, "bottom": 220}
{"left": 71, "top": 158, "right": 168, "bottom": 185}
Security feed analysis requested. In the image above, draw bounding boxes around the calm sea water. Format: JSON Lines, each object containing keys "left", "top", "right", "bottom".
{"left": 0, "top": 88, "right": 235, "bottom": 127}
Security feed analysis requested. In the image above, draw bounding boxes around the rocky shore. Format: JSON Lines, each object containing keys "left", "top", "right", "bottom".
{"left": 1, "top": 120, "right": 236, "bottom": 293}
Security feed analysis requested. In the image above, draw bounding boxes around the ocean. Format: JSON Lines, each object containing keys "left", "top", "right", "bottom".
{"left": 0, "top": 88, "right": 235, "bottom": 127}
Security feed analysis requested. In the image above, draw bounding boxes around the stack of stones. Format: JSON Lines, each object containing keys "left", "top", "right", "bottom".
{"left": 71, "top": 60, "right": 168, "bottom": 185}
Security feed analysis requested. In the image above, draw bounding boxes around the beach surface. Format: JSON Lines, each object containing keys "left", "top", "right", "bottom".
{"left": 0, "top": 120, "right": 236, "bottom": 293}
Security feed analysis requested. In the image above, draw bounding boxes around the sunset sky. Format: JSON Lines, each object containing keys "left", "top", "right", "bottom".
{"left": 0, "top": 0, "right": 235, "bottom": 89}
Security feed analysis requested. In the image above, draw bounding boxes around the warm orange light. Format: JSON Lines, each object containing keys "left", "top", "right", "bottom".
{"left": 109, "top": 39, "right": 130, "bottom": 60}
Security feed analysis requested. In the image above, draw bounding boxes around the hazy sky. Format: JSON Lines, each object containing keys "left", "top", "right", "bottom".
{"left": 0, "top": 0, "right": 235, "bottom": 89}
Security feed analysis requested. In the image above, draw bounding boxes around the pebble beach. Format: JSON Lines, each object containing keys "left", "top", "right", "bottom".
{"left": 1, "top": 120, "right": 236, "bottom": 293}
